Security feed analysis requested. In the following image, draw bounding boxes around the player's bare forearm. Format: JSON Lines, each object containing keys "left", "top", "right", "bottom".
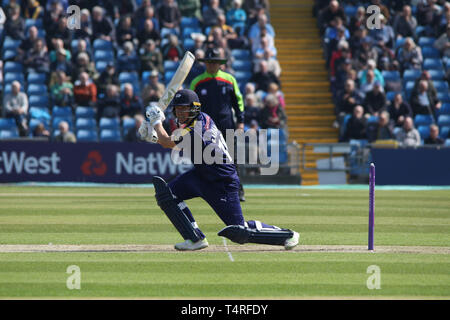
{"left": 154, "top": 123, "right": 176, "bottom": 149}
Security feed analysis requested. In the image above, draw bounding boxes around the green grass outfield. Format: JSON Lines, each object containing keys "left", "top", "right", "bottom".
{"left": 0, "top": 186, "right": 449, "bottom": 299}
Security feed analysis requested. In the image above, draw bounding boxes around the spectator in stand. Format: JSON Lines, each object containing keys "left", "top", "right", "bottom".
{"left": 371, "top": 0, "right": 390, "bottom": 22}
{"left": 120, "top": 83, "right": 143, "bottom": 120}
{"left": 396, "top": 37, "right": 423, "bottom": 72}
{"left": 253, "top": 36, "right": 277, "bottom": 68}
{"left": 393, "top": 5, "right": 417, "bottom": 40}
{"left": 117, "top": 41, "right": 140, "bottom": 73}
{"left": 434, "top": 24, "right": 450, "bottom": 59}
{"left": 377, "top": 41, "right": 399, "bottom": 72}
{"left": 387, "top": 93, "right": 413, "bottom": 127}
{"left": 96, "top": 84, "right": 121, "bottom": 119}
{"left": 395, "top": 116, "right": 421, "bottom": 147}
{"left": 138, "top": 19, "right": 161, "bottom": 49}
{"left": 33, "top": 123, "right": 50, "bottom": 140}
{"left": 71, "top": 39, "right": 92, "bottom": 65}
{"left": 73, "top": 72, "right": 97, "bottom": 107}
{"left": 125, "top": 114, "right": 146, "bottom": 142}
{"left": 342, "top": 105, "right": 367, "bottom": 142}
{"left": 410, "top": 80, "right": 441, "bottom": 116}
{"left": 364, "top": 82, "right": 387, "bottom": 116}
{"left": 337, "top": 79, "right": 364, "bottom": 116}
{"left": 417, "top": 0, "right": 441, "bottom": 36}
{"left": 49, "top": 39, "right": 71, "bottom": 63}
{"left": 186, "top": 49, "right": 206, "bottom": 83}
{"left": 424, "top": 124, "right": 445, "bottom": 145}
{"left": 23, "top": 38, "right": 50, "bottom": 74}
{"left": 73, "top": 52, "right": 99, "bottom": 83}
{"left": 116, "top": 14, "right": 137, "bottom": 48}
{"left": 259, "top": 94, "right": 287, "bottom": 130}
{"left": 250, "top": 60, "right": 280, "bottom": 93}
{"left": 141, "top": 70, "right": 165, "bottom": 105}
{"left": 133, "top": 0, "right": 152, "bottom": 28}
{"left": 244, "top": 94, "right": 262, "bottom": 127}
{"left": 349, "top": 26, "right": 367, "bottom": 57}
{"left": 367, "top": 111, "right": 395, "bottom": 142}
{"left": 412, "top": 70, "right": 438, "bottom": 104}
{"left": 368, "top": 14, "right": 395, "bottom": 51}
{"left": 4, "top": 0, "right": 20, "bottom": 17}
{"left": 162, "top": 34, "right": 184, "bottom": 62}
{"left": 353, "top": 36, "right": 378, "bottom": 71}
{"left": 136, "top": 5, "right": 160, "bottom": 33}
{"left": 349, "top": 6, "right": 366, "bottom": 35}
{"left": 158, "top": 0, "right": 181, "bottom": 32}
{"left": 243, "top": 0, "right": 269, "bottom": 27}
{"left": 435, "top": 2, "right": 450, "bottom": 36}
{"left": 359, "top": 59, "right": 385, "bottom": 88}
{"left": 4, "top": 6, "right": 24, "bottom": 40}
{"left": 324, "top": 17, "right": 350, "bottom": 48}
{"left": 267, "top": 82, "right": 285, "bottom": 109}
{"left": 140, "top": 39, "right": 164, "bottom": 74}
{"left": 50, "top": 49, "right": 73, "bottom": 85}
{"left": 91, "top": 6, "right": 115, "bottom": 42}
{"left": 214, "top": 13, "right": 239, "bottom": 45}
{"left": 190, "top": 33, "right": 207, "bottom": 54}
{"left": 47, "top": 16, "right": 72, "bottom": 49}
{"left": 51, "top": 70, "right": 74, "bottom": 107}
{"left": 54, "top": 121, "right": 76, "bottom": 143}
{"left": 248, "top": 13, "right": 275, "bottom": 48}
{"left": 227, "top": 0, "right": 247, "bottom": 27}
{"left": 318, "top": 0, "right": 346, "bottom": 35}
{"left": 251, "top": 26, "right": 274, "bottom": 57}
{"left": 96, "top": 62, "right": 119, "bottom": 95}
{"left": 43, "top": 0, "right": 63, "bottom": 34}
{"left": 3, "top": 81, "right": 29, "bottom": 136}
{"left": 178, "top": 0, "right": 202, "bottom": 21}
{"left": 359, "top": 70, "right": 377, "bottom": 96}
{"left": 15, "top": 26, "right": 39, "bottom": 62}
{"left": 73, "top": 8, "right": 93, "bottom": 41}
{"left": 329, "top": 40, "right": 351, "bottom": 79}
{"left": 203, "top": 0, "right": 225, "bottom": 28}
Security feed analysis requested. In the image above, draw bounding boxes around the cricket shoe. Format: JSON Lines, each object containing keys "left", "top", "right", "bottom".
{"left": 174, "top": 238, "right": 209, "bottom": 251}
{"left": 284, "top": 231, "right": 300, "bottom": 250}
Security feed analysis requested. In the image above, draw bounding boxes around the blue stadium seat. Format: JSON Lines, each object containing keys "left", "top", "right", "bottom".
{"left": 27, "top": 73, "right": 47, "bottom": 84}
{"left": 418, "top": 37, "right": 436, "bottom": 47}
{"left": 122, "top": 118, "right": 136, "bottom": 135}
{"left": 0, "top": 129, "right": 19, "bottom": 139}
{"left": 445, "top": 139, "right": 450, "bottom": 146}
{"left": 25, "top": 18, "right": 43, "bottom": 30}
{"left": 29, "top": 95, "right": 49, "bottom": 108}
{"left": 99, "top": 117, "right": 120, "bottom": 130}
{"left": 181, "top": 16, "right": 200, "bottom": 29}
{"left": 234, "top": 71, "right": 252, "bottom": 83}
{"left": 164, "top": 70, "right": 176, "bottom": 85}
{"left": 439, "top": 103, "right": 450, "bottom": 115}
{"left": 2, "top": 49, "right": 17, "bottom": 60}
{"left": 94, "top": 50, "right": 114, "bottom": 62}
{"left": 423, "top": 58, "right": 444, "bottom": 70}
{"left": 428, "top": 69, "right": 445, "bottom": 80}
{"left": 75, "top": 106, "right": 96, "bottom": 119}
{"left": 100, "top": 129, "right": 121, "bottom": 142}
{"left": 344, "top": 5, "right": 357, "bottom": 17}
{"left": 27, "top": 84, "right": 47, "bottom": 95}
{"left": 182, "top": 27, "right": 202, "bottom": 39}
{"left": 0, "top": 118, "right": 17, "bottom": 131}
{"left": 4, "top": 72, "right": 24, "bottom": 85}
{"left": 232, "top": 60, "right": 252, "bottom": 72}
{"left": 432, "top": 81, "right": 449, "bottom": 93}
{"left": 119, "top": 72, "right": 139, "bottom": 84}
{"left": 76, "top": 118, "right": 97, "bottom": 130}
{"left": 77, "top": 129, "right": 98, "bottom": 142}
{"left": 405, "top": 81, "right": 415, "bottom": 99}
{"left": 367, "top": 115, "right": 379, "bottom": 123}
{"left": 52, "top": 106, "right": 72, "bottom": 117}
{"left": 183, "top": 38, "right": 195, "bottom": 51}
{"left": 2, "top": 37, "right": 21, "bottom": 52}
{"left": 437, "top": 115, "right": 450, "bottom": 128}
{"left": 395, "top": 38, "right": 406, "bottom": 49}
{"left": 386, "top": 91, "right": 404, "bottom": 102}
{"left": 403, "top": 69, "right": 421, "bottom": 82}
{"left": 417, "top": 125, "right": 430, "bottom": 139}
{"left": 421, "top": 46, "right": 440, "bottom": 59}
{"left": 28, "top": 107, "right": 51, "bottom": 122}
{"left": 437, "top": 92, "right": 450, "bottom": 103}
{"left": 381, "top": 70, "right": 400, "bottom": 82}
{"left": 231, "top": 49, "right": 251, "bottom": 60}
{"left": 29, "top": 118, "right": 49, "bottom": 133}
{"left": 93, "top": 39, "right": 113, "bottom": 51}
{"left": 96, "top": 61, "right": 108, "bottom": 73}
{"left": 414, "top": 114, "right": 434, "bottom": 127}
{"left": 440, "top": 126, "right": 450, "bottom": 139}
{"left": 164, "top": 60, "right": 180, "bottom": 72}
{"left": 4, "top": 61, "right": 23, "bottom": 73}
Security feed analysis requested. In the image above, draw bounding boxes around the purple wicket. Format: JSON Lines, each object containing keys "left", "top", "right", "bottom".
{"left": 368, "top": 163, "right": 375, "bottom": 250}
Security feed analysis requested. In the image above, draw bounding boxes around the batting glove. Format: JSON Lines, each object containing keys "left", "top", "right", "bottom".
{"left": 146, "top": 105, "right": 166, "bottom": 127}
{"left": 138, "top": 121, "right": 158, "bottom": 143}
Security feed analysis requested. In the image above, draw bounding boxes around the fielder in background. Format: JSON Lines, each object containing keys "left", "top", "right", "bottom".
{"left": 140, "top": 89, "right": 299, "bottom": 251}
{"left": 190, "top": 48, "right": 247, "bottom": 202}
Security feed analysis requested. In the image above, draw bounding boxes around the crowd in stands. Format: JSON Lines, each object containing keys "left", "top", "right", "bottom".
{"left": 0, "top": 0, "right": 285, "bottom": 143}
{"left": 315, "top": 0, "right": 450, "bottom": 147}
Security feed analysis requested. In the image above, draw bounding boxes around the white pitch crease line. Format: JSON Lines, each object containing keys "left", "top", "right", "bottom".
{"left": 222, "top": 237, "right": 234, "bottom": 262}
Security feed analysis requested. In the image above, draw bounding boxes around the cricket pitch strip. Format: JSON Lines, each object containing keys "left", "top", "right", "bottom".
{"left": 0, "top": 244, "right": 448, "bottom": 254}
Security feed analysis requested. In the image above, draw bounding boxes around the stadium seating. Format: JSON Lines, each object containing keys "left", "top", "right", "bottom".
{"left": 100, "top": 129, "right": 121, "bottom": 142}
{"left": 77, "top": 129, "right": 98, "bottom": 142}
{"left": 75, "top": 107, "right": 96, "bottom": 119}
{"left": 417, "top": 125, "right": 430, "bottom": 139}
{"left": 99, "top": 118, "right": 120, "bottom": 131}
{"left": 414, "top": 114, "right": 434, "bottom": 127}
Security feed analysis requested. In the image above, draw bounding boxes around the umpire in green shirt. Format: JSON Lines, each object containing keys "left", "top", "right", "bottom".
{"left": 190, "top": 48, "right": 246, "bottom": 201}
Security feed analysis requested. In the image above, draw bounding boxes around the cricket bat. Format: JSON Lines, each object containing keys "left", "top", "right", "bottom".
{"left": 157, "top": 51, "right": 196, "bottom": 111}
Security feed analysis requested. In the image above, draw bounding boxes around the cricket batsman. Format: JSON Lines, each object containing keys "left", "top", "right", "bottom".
{"left": 139, "top": 89, "right": 299, "bottom": 251}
